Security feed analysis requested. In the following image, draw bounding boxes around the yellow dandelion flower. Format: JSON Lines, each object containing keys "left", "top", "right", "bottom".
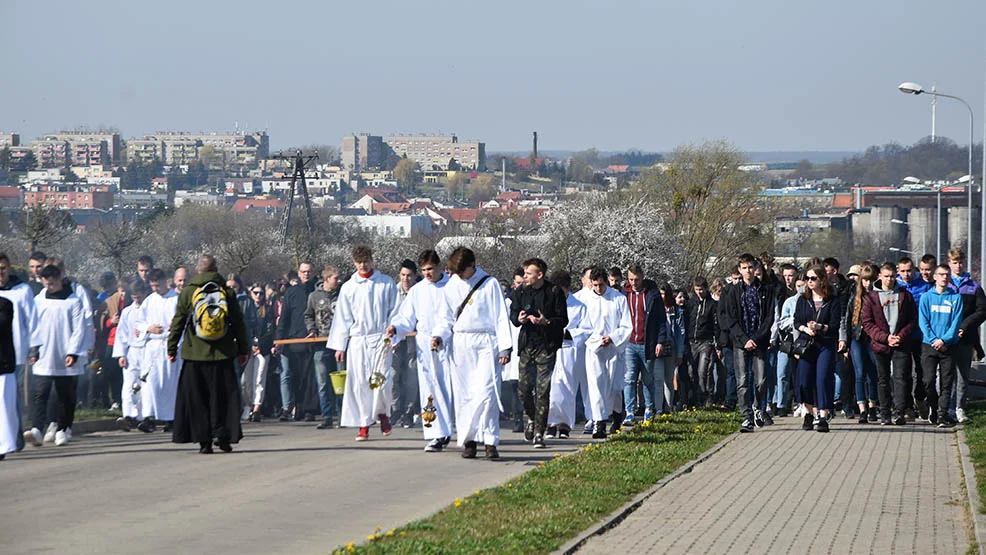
{"left": 386, "top": 530, "right": 394, "bottom": 537}
{"left": 474, "top": 490, "right": 481, "bottom": 495}
{"left": 454, "top": 498, "right": 462, "bottom": 507}
{"left": 367, "top": 535, "right": 375, "bottom": 541}
{"left": 400, "top": 531, "right": 406, "bottom": 536}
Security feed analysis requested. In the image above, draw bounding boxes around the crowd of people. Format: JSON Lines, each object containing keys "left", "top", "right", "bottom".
{"left": 0, "top": 243, "right": 983, "bottom": 460}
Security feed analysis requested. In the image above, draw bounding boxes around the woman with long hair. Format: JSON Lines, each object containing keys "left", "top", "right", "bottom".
{"left": 840, "top": 265, "right": 879, "bottom": 423}
{"left": 794, "top": 264, "right": 842, "bottom": 432}
{"left": 659, "top": 283, "right": 685, "bottom": 412}
{"left": 242, "top": 282, "right": 277, "bottom": 422}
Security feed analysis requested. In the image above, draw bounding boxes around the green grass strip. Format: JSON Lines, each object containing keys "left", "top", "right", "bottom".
{"left": 962, "top": 399, "right": 986, "bottom": 514}
{"left": 334, "top": 408, "right": 741, "bottom": 554}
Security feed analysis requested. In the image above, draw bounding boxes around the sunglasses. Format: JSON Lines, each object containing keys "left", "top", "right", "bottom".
{"left": 251, "top": 290, "right": 263, "bottom": 295}
{"left": 806, "top": 276, "right": 819, "bottom": 281}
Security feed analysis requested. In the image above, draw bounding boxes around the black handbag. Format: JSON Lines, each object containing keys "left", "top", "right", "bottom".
{"left": 791, "top": 333, "right": 815, "bottom": 358}
{"left": 658, "top": 340, "right": 674, "bottom": 358}
{"left": 777, "top": 329, "right": 794, "bottom": 355}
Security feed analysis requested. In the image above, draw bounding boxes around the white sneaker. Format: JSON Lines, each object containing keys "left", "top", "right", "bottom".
{"left": 110, "top": 402, "right": 120, "bottom": 411}
{"left": 43, "top": 422, "right": 57, "bottom": 444}
{"left": 54, "top": 430, "right": 69, "bottom": 446}
{"left": 957, "top": 408, "right": 968, "bottom": 423}
{"left": 23, "top": 427, "right": 43, "bottom": 447}
{"left": 64, "top": 428, "right": 72, "bottom": 441}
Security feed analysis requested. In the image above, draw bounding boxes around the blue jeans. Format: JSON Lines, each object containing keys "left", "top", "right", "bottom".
{"left": 624, "top": 343, "right": 655, "bottom": 414}
{"left": 279, "top": 353, "right": 295, "bottom": 414}
{"left": 796, "top": 343, "right": 837, "bottom": 410}
{"left": 312, "top": 348, "right": 337, "bottom": 420}
{"left": 850, "top": 338, "right": 878, "bottom": 404}
{"left": 723, "top": 347, "right": 737, "bottom": 405}
{"left": 775, "top": 351, "right": 791, "bottom": 408}
{"left": 763, "top": 350, "right": 777, "bottom": 410}
{"left": 733, "top": 348, "right": 767, "bottom": 419}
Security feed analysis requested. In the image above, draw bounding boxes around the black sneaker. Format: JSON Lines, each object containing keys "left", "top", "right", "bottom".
{"left": 740, "top": 419, "right": 755, "bottom": 433}
{"left": 858, "top": 409, "right": 868, "bottom": 424}
{"left": 775, "top": 407, "right": 791, "bottom": 417}
{"left": 545, "top": 426, "right": 558, "bottom": 439}
{"left": 609, "top": 415, "right": 622, "bottom": 435}
{"left": 753, "top": 409, "right": 765, "bottom": 428}
{"left": 762, "top": 412, "right": 774, "bottom": 426}
{"left": 868, "top": 410, "right": 879, "bottom": 423}
{"left": 816, "top": 418, "right": 829, "bottom": 433}
{"left": 316, "top": 418, "right": 333, "bottom": 430}
{"left": 524, "top": 420, "right": 535, "bottom": 442}
{"left": 894, "top": 415, "right": 906, "bottom": 426}
{"left": 938, "top": 415, "right": 956, "bottom": 428}
{"left": 137, "top": 418, "right": 156, "bottom": 433}
{"left": 592, "top": 422, "right": 608, "bottom": 439}
{"left": 162, "top": 421, "right": 173, "bottom": 433}
{"left": 929, "top": 410, "right": 939, "bottom": 426}
{"left": 802, "top": 413, "right": 814, "bottom": 431}
{"left": 843, "top": 406, "right": 855, "bottom": 420}
{"left": 532, "top": 433, "right": 546, "bottom": 449}
{"left": 461, "top": 440, "right": 478, "bottom": 459}
{"left": 558, "top": 425, "right": 570, "bottom": 439}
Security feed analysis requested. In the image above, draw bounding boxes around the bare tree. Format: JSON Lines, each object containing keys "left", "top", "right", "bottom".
{"left": 89, "top": 220, "right": 145, "bottom": 278}
{"left": 15, "top": 206, "right": 75, "bottom": 253}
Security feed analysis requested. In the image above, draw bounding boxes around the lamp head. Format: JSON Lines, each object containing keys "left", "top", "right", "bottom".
{"left": 890, "top": 218, "right": 905, "bottom": 225}
{"left": 958, "top": 174, "right": 973, "bottom": 184}
{"left": 902, "top": 176, "right": 922, "bottom": 184}
{"left": 898, "top": 82, "right": 924, "bottom": 95}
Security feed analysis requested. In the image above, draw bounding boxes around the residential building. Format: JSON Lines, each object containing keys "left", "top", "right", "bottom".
{"left": 38, "top": 131, "right": 121, "bottom": 162}
{"left": 24, "top": 184, "right": 114, "bottom": 210}
{"left": 341, "top": 133, "right": 386, "bottom": 172}
{"left": 330, "top": 213, "right": 432, "bottom": 238}
{"left": 7, "top": 147, "right": 35, "bottom": 171}
{"left": 231, "top": 198, "right": 284, "bottom": 214}
{"left": 126, "top": 131, "right": 269, "bottom": 168}
{"left": 30, "top": 138, "right": 70, "bottom": 168}
{"left": 0, "top": 133, "right": 19, "bottom": 149}
{"left": 0, "top": 186, "right": 23, "bottom": 208}
{"left": 384, "top": 134, "right": 486, "bottom": 171}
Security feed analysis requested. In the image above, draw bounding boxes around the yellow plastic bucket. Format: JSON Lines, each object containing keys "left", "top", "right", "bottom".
{"left": 329, "top": 370, "right": 347, "bottom": 395}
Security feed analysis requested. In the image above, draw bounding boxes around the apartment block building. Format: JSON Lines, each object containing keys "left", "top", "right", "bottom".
{"left": 0, "top": 133, "right": 19, "bottom": 149}
{"left": 384, "top": 134, "right": 485, "bottom": 171}
{"left": 38, "top": 131, "right": 121, "bottom": 162}
{"left": 24, "top": 184, "right": 114, "bottom": 210}
{"left": 341, "top": 133, "right": 387, "bottom": 171}
{"left": 126, "top": 131, "right": 269, "bottom": 168}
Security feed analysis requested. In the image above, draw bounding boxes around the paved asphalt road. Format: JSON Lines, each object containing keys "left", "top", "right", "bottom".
{"left": 2, "top": 420, "right": 595, "bottom": 554}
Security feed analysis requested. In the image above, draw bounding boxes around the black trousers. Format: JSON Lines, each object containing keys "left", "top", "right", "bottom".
{"left": 172, "top": 359, "right": 243, "bottom": 445}
{"left": 873, "top": 349, "right": 910, "bottom": 417}
{"left": 32, "top": 375, "right": 78, "bottom": 431}
{"left": 920, "top": 344, "right": 956, "bottom": 415}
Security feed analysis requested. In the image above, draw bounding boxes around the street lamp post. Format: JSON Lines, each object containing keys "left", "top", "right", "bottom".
{"left": 899, "top": 82, "right": 974, "bottom": 260}
{"left": 889, "top": 246, "right": 916, "bottom": 258}
{"left": 891, "top": 217, "right": 926, "bottom": 258}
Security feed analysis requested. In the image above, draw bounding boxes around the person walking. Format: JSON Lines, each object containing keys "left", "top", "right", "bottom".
{"left": 274, "top": 262, "right": 317, "bottom": 422}
{"left": 545, "top": 269, "right": 593, "bottom": 439}
{"left": 840, "top": 264, "right": 879, "bottom": 424}
{"left": 0, "top": 252, "right": 38, "bottom": 450}
{"left": 920, "top": 263, "right": 965, "bottom": 428}
{"left": 946, "top": 248, "right": 986, "bottom": 423}
{"left": 390, "top": 260, "right": 420, "bottom": 429}
{"left": 659, "top": 283, "right": 685, "bottom": 412}
{"left": 620, "top": 264, "right": 667, "bottom": 425}
{"left": 684, "top": 276, "right": 717, "bottom": 408}
{"left": 719, "top": 254, "right": 776, "bottom": 433}
{"left": 0, "top": 296, "right": 17, "bottom": 459}
{"left": 326, "top": 246, "right": 399, "bottom": 442}
{"left": 793, "top": 265, "right": 842, "bottom": 432}
{"left": 112, "top": 280, "right": 151, "bottom": 431}
{"left": 433, "top": 247, "right": 513, "bottom": 459}
{"left": 897, "top": 256, "right": 932, "bottom": 420}
{"left": 861, "top": 263, "right": 917, "bottom": 426}
{"left": 510, "top": 257, "right": 568, "bottom": 449}
{"left": 168, "top": 255, "right": 249, "bottom": 454}
{"left": 243, "top": 282, "right": 276, "bottom": 422}
{"left": 305, "top": 266, "right": 340, "bottom": 429}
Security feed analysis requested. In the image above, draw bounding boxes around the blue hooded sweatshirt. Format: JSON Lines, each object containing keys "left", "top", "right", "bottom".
{"left": 918, "top": 287, "right": 963, "bottom": 346}
{"left": 898, "top": 274, "right": 930, "bottom": 339}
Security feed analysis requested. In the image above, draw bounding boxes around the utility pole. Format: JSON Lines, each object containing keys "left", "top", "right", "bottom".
{"left": 274, "top": 149, "right": 318, "bottom": 248}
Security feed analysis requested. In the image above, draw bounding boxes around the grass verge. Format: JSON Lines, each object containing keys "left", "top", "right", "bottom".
{"left": 963, "top": 399, "right": 986, "bottom": 514}
{"left": 74, "top": 407, "right": 122, "bottom": 422}
{"left": 333, "top": 408, "right": 741, "bottom": 554}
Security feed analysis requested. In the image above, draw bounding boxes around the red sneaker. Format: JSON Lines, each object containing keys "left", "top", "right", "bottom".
{"left": 379, "top": 414, "right": 392, "bottom": 436}
{"left": 356, "top": 426, "right": 369, "bottom": 441}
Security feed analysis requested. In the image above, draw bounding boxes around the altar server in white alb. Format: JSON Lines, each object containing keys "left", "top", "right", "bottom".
{"left": 387, "top": 249, "right": 453, "bottom": 453}
{"left": 24, "top": 264, "right": 87, "bottom": 447}
{"left": 546, "top": 270, "right": 593, "bottom": 438}
{"left": 581, "top": 266, "right": 632, "bottom": 439}
{"left": 0, "top": 297, "right": 18, "bottom": 459}
{"left": 433, "top": 247, "right": 513, "bottom": 460}
{"left": 0, "top": 252, "right": 38, "bottom": 451}
{"left": 137, "top": 268, "right": 182, "bottom": 432}
{"left": 573, "top": 267, "right": 597, "bottom": 434}
{"left": 112, "top": 280, "right": 152, "bottom": 431}
{"left": 327, "top": 245, "right": 399, "bottom": 441}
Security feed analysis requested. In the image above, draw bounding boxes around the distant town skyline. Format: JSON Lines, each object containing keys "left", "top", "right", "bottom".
{"left": 2, "top": 1, "right": 984, "bottom": 154}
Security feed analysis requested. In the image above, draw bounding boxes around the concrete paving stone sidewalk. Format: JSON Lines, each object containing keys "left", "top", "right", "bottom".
{"left": 0, "top": 421, "right": 600, "bottom": 554}
{"left": 579, "top": 416, "right": 971, "bottom": 554}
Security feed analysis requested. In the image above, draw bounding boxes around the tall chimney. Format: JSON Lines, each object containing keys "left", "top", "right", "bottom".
{"left": 532, "top": 131, "right": 538, "bottom": 160}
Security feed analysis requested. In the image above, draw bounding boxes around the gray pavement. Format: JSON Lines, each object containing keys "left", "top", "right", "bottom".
{"left": 1, "top": 420, "right": 595, "bottom": 554}
{"left": 578, "top": 416, "right": 971, "bottom": 554}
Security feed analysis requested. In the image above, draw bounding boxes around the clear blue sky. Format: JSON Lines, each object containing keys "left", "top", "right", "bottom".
{"left": 2, "top": 0, "right": 984, "bottom": 153}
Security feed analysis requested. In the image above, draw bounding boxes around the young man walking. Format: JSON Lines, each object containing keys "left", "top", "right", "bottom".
{"left": 684, "top": 276, "right": 717, "bottom": 409}
{"left": 898, "top": 256, "right": 932, "bottom": 419}
{"left": 433, "top": 247, "right": 513, "bottom": 459}
{"left": 510, "top": 258, "right": 568, "bottom": 448}
{"left": 387, "top": 250, "right": 453, "bottom": 452}
{"left": 545, "top": 270, "right": 592, "bottom": 439}
{"left": 390, "top": 260, "right": 420, "bottom": 429}
{"left": 621, "top": 264, "right": 666, "bottom": 424}
{"left": 327, "top": 246, "right": 399, "bottom": 441}
{"left": 136, "top": 268, "right": 181, "bottom": 433}
{"left": 0, "top": 252, "right": 38, "bottom": 450}
{"left": 580, "top": 267, "right": 632, "bottom": 439}
{"left": 305, "top": 265, "right": 340, "bottom": 429}
{"left": 919, "top": 264, "right": 964, "bottom": 428}
{"left": 112, "top": 280, "right": 152, "bottom": 431}
{"left": 24, "top": 265, "right": 87, "bottom": 447}
{"left": 946, "top": 248, "right": 986, "bottom": 423}
{"left": 720, "top": 253, "right": 776, "bottom": 433}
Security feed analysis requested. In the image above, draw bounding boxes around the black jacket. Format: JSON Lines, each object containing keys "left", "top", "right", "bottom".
{"left": 510, "top": 279, "right": 568, "bottom": 352}
{"left": 684, "top": 294, "right": 717, "bottom": 343}
{"left": 793, "top": 294, "right": 842, "bottom": 347}
{"left": 623, "top": 280, "right": 669, "bottom": 361}
{"left": 244, "top": 301, "right": 277, "bottom": 353}
{"left": 719, "top": 279, "right": 776, "bottom": 351}
{"left": 276, "top": 279, "right": 317, "bottom": 353}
